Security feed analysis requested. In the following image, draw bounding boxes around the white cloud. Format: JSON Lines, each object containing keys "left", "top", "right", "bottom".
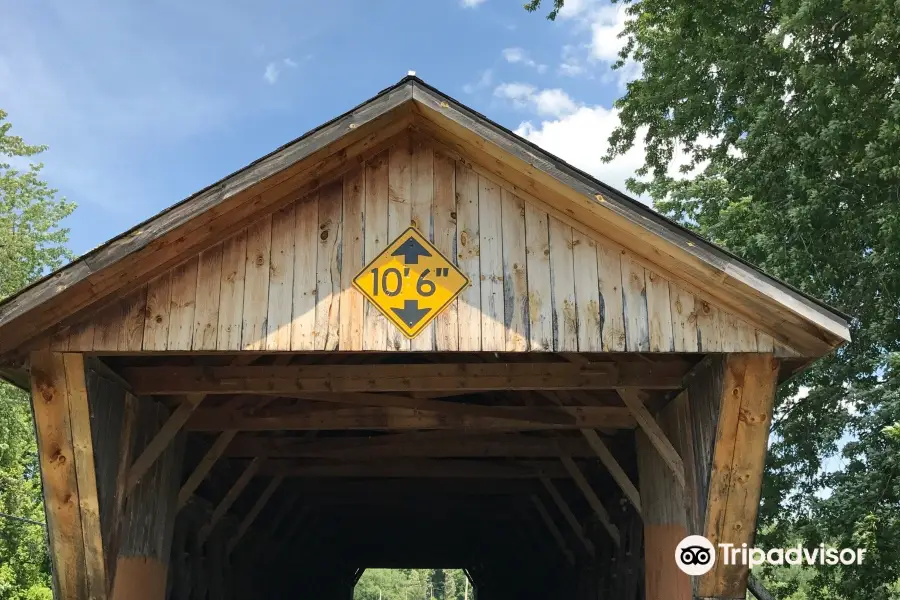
{"left": 264, "top": 62, "right": 280, "bottom": 84}
{"left": 283, "top": 57, "right": 298, "bottom": 68}
{"left": 463, "top": 69, "right": 493, "bottom": 94}
{"left": 589, "top": 3, "right": 628, "bottom": 62}
{"left": 494, "top": 83, "right": 579, "bottom": 118}
{"left": 502, "top": 47, "right": 548, "bottom": 73}
{"left": 515, "top": 102, "right": 705, "bottom": 204}
{"left": 461, "top": 0, "right": 487, "bottom": 7}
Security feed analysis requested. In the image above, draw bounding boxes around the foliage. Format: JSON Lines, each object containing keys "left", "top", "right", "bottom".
{"left": 526, "top": 0, "right": 900, "bottom": 597}
{"left": 354, "top": 569, "right": 471, "bottom": 600}
{"left": 0, "top": 109, "right": 74, "bottom": 599}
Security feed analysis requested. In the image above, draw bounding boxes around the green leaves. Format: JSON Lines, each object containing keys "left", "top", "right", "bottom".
{"left": 0, "top": 109, "right": 72, "bottom": 599}
{"left": 523, "top": 0, "right": 900, "bottom": 596}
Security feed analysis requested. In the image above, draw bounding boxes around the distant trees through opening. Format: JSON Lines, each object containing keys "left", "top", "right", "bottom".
{"left": 354, "top": 569, "right": 473, "bottom": 600}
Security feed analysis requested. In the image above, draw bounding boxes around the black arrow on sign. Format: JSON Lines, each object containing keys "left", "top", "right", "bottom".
{"left": 391, "top": 236, "right": 432, "bottom": 264}
{"left": 391, "top": 300, "right": 431, "bottom": 328}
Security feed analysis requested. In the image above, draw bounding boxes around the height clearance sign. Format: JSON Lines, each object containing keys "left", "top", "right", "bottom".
{"left": 353, "top": 227, "right": 469, "bottom": 338}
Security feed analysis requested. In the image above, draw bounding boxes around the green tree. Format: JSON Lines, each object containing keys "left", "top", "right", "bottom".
{"left": 0, "top": 109, "right": 75, "bottom": 600}
{"left": 525, "top": 1, "right": 900, "bottom": 597}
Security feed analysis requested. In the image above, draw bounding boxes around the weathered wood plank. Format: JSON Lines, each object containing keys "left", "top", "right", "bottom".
{"left": 315, "top": 181, "right": 343, "bottom": 351}
{"left": 456, "top": 162, "right": 481, "bottom": 351}
{"left": 30, "top": 349, "right": 88, "bottom": 600}
{"left": 755, "top": 329, "right": 775, "bottom": 352}
{"left": 387, "top": 140, "right": 412, "bottom": 351}
{"left": 735, "top": 318, "right": 758, "bottom": 351}
{"left": 478, "top": 175, "right": 505, "bottom": 351}
{"left": 199, "top": 457, "right": 264, "bottom": 542}
{"left": 364, "top": 151, "right": 390, "bottom": 351}
{"left": 92, "top": 302, "right": 121, "bottom": 352}
{"left": 432, "top": 152, "right": 459, "bottom": 351}
{"left": 265, "top": 204, "right": 296, "bottom": 350}
{"left": 695, "top": 298, "right": 721, "bottom": 352}
{"left": 410, "top": 139, "right": 435, "bottom": 351}
{"left": 699, "top": 354, "right": 777, "bottom": 598}
{"left": 167, "top": 256, "right": 199, "bottom": 351}
{"left": 572, "top": 230, "right": 601, "bottom": 352}
{"left": 646, "top": 268, "right": 674, "bottom": 352}
{"left": 524, "top": 202, "right": 552, "bottom": 351}
{"left": 669, "top": 282, "right": 699, "bottom": 352}
{"left": 228, "top": 476, "right": 284, "bottom": 552}
{"left": 143, "top": 272, "right": 172, "bottom": 351}
{"left": 548, "top": 217, "right": 577, "bottom": 352}
{"left": 63, "top": 353, "right": 107, "bottom": 599}
{"left": 217, "top": 231, "right": 247, "bottom": 351}
{"left": 291, "top": 194, "right": 319, "bottom": 351}
{"left": 595, "top": 242, "right": 626, "bottom": 351}
{"left": 339, "top": 169, "right": 366, "bottom": 351}
{"left": 193, "top": 245, "right": 222, "bottom": 351}
{"left": 501, "top": 190, "right": 528, "bottom": 351}
{"left": 241, "top": 216, "right": 272, "bottom": 350}
{"left": 621, "top": 254, "right": 649, "bottom": 351}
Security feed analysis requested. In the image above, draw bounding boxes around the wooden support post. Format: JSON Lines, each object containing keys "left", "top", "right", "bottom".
{"left": 695, "top": 354, "right": 778, "bottom": 598}
{"left": 529, "top": 495, "right": 575, "bottom": 566}
{"left": 558, "top": 455, "right": 620, "bottom": 546}
{"left": 111, "top": 396, "right": 185, "bottom": 600}
{"left": 30, "top": 350, "right": 104, "bottom": 600}
{"left": 580, "top": 428, "right": 642, "bottom": 514}
{"left": 539, "top": 477, "right": 595, "bottom": 557}
{"left": 637, "top": 428, "right": 692, "bottom": 600}
{"left": 126, "top": 394, "right": 204, "bottom": 493}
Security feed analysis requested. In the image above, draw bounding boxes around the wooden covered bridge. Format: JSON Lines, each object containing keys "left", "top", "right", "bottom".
{"left": 0, "top": 76, "right": 849, "bottom": 600}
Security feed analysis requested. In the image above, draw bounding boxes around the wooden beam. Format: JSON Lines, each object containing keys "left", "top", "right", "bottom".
{"left": 186, "top": 405, "right": 636, "bottom": 432}
{"left": 698, "top": 355, "right": 778, "bottom": 598}
{"left": 253, "top": 459, "right": 571, "bottom": 479}
{"left": 177, "top": 430, "right": 237, "bottom": 508}
{"left": 225, "top": 433, "right": 599, "bottom": 459}
{"left": 120, "top": 362, "right": 686, "bottom": 395}
{"left": 580, "top": 428, "right": 641, "bottom": 514}
{"left": 539, "top": 476, "right": 595, "bottom": 557}
{"left": 199, "top": 457, "right": 264, "bottom": 543}
{"left": 272, "top": 391, "right": 603, "bottom": 426}
{"left": 529, "top": 495, "right": 574, "bottom": 566}
{"left": 636, "top": 428, "right": 692, "bottom": 600}
{"left": 558, "top": 455, "right": 620, "bottom": 546}
{"left": 227, "top": 476, "right": 284, "bottom": 553}
{"left": 617, "top": 389, "right": 685, "bottom": 487}
{"left": 29, "top": 349, "right": 90, "bottom": 600}
{"left": 107, "top": 391, "right": 137, "bottom": 592}
{"left": 126, "top": 393, "right": 205, "bottom": 493}
{"left": 61, "top": 353, "right": 108, "bottom": 599}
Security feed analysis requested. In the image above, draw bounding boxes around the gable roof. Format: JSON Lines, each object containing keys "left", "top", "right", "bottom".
{"left": 0, "top": 75, "right": 850, "bottom": 359}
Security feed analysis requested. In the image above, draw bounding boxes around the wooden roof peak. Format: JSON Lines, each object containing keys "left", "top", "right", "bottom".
{"left": 0, "top": 75, "right": 850, "bottom": 358}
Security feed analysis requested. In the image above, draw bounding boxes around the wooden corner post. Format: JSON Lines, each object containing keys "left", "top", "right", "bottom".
{"left": 30, "top": 350, "right": 106, "bottom": 600}
{"left": 639, "top": 353, "right": 778, "bottom": 600}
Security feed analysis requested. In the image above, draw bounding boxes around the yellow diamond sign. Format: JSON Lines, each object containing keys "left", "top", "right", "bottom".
{"left": 353, "top": 227, "right": 469, "bottom": 339}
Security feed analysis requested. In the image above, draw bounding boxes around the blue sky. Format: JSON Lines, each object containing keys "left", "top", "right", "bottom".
{"left": 1, "top": 0, "right": 653, "bottom": 256}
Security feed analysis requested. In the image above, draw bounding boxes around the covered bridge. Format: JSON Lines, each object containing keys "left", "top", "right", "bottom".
{"left": 0, "top": 76, "right": 849, "bottom": 600}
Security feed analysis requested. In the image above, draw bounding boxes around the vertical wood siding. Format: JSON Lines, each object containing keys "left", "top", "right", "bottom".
{"left": 58, "top": 137, "right": 790, "bottom": 354}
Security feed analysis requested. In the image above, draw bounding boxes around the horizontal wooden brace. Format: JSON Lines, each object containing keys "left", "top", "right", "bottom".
{"left": 119, "top": 362, "right": 686, "bottom": 395}
{"left": 224, "top": 433, "right": 600, "bottom": 459}
{"left": 184, "top": 406, "right": 636, "bottom": 431}
{"left": 248, "top": 459, "right": 571, "bottom": 479}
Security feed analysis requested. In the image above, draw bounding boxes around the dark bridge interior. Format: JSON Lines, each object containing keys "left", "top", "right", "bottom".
{"left": 92, "top": 351, "right": 703, "bottom": 600}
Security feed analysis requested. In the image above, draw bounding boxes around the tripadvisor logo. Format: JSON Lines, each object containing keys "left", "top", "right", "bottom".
{"left": 675, "top": 536, "right": 867, "bottom": 575}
